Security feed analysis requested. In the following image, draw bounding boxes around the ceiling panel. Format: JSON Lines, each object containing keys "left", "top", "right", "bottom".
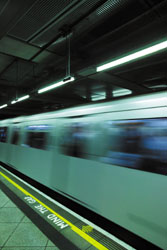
{"left": 8, "top": 0, "right": 78, "bottom": 41}
{"left": 33, "top": 50, "right": 63, "bottom": 64}
{"left": 31, "top": 0, "right": 103, "bottom": 48}
{"left": 0, "top": 36, "right": 39, "bottom": 60}
{"left": 0, "top": 0, "right": 35, "bottom": 39}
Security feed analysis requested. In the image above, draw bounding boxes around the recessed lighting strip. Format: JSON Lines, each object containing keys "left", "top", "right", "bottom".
{"left": 0, "top": 104, "right": 8, "bottom": 109}
{"left": 17, "top": 95, "right": 30, "bottom": 102}
{"left": 96, "top": 40, "right": 167, "bottom": 72}
{"left": 38, "top": 77, "right": 75, "bottom": 94}
{"left": 11, "top": 95, "right": 30, "bottom": 104}
{"left": 11, "top": 100, "right": 17, "bottom": 104}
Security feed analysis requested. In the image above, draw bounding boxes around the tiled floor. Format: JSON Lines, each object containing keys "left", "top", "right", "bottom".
{"left": 0, "top": 189, "right": 59, "bottom": 250}
{"left": 0, "top": 167, "right": 133, "bottom": 250}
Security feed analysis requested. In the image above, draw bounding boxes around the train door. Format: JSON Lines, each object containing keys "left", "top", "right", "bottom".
{"left": 8, "top": 123, "right": 25, "bottom": 170}
{"left": 0, "top": 125, "right": 9, "bottom": 163}
{"left": 50, "top": 118, "right": 71, "bottom": 193}
{"left": 9, "top": 119, "right": 55, "bottom": 187}
{"left": 51, "top": 116, "right": 101, "bottom": 205}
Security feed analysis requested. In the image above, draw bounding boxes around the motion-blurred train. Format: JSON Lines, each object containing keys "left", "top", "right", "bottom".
{"left": 0, "top": 91, "right": 166, "bottom": 249}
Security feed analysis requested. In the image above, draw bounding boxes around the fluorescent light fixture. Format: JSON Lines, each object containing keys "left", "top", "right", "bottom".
{"left": 0, "top": 104, "right": 7, "bottom": 109}
{"left": 11, "top": 100, "right": 17, "bottom": 104}
{"left": 11, "top": 95, "right": 29, "bottom": 104}
{"left": 113, "top": 89, "right": 132, "bottom": 97}
{"left": 38, "top": 76, "right": 75, "bottom": 94}
{"left": 97, "top": 40, "right": 167, "bottom": 72}
{"left": 17, "top": 95, "right": 29, "bottom": 102}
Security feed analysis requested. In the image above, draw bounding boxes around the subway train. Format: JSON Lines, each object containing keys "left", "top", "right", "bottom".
{"left": 0, "top": 91, "right": 166, "bottom": 249}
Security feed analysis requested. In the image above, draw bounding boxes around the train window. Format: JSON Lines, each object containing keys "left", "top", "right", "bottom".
{"left": 60, "top": 123, "right": 89, "bottom": 158}
{"left": 11, "top": 128, "right": 20, "bottom": 145}
{"left": 25, "top": 132, "right": 48, "bottom": 150}
{"left": 24, "top": 124, "right": 51, "bottom": 150}
{"left": 0, "top": 127, "right": 8, "bottom": 143}
{"left": 100, "top": 118, "right": 167, "bottom": 175}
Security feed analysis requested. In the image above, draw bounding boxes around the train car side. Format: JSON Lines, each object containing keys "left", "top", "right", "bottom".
{"left": 0, "top": 91, "right": 166, "bottom": 249}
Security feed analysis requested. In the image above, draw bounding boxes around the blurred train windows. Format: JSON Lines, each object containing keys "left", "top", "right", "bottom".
{"left": 87, "top": 122, "right": 110, "bottom": 159}
{"left": 0, "top": 127, "right": 8, "bottom": 143}
{"left": 140, "top": 118, "right": 167, "bottom": 174}
{"left": 58, "top": 118, "right": 167, "bottom": 174}
{"left": 26, "top": 132, "right": 48, "bottom": 150}
{"left": 101, "top": 118, "right": 167, "bottom": 175}
{"left": 11, "top": 128, "right": 20, "bottom": 145}
{"left": 60, "top": 123, "right": 89, "bottom": 158}
{"left": 24, "top": 125, "right": 51, "bottom": 150}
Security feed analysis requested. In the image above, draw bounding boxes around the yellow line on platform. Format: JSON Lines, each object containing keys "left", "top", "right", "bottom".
{"left": 0, "top": 171, "right": 109, "bottom": 250}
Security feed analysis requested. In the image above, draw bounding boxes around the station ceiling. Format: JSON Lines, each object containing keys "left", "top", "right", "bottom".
{"left": 0, "top": 0, "right": 167, "bottom": 119}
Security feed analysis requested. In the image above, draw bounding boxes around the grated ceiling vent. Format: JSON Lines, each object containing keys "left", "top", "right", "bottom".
{"left": 96, "top": 0, "right": 123, "bottom": 16}
{"left": 75, "top": 0, "right": 150, "bottom": 47}
{"left": 8, "top": 0, "right": 76, "bottom": 41}
{"left": 31, "top": 0, "right": 103, "bottom": 47}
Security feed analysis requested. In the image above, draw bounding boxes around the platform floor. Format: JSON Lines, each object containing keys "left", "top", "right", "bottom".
{"left": 0, "top": 166, "right": 134, "bottom": 250}
{"left": 0, "top": 188, "right": 59, "bottom": 250}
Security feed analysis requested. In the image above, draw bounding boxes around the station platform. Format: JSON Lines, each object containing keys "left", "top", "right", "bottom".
{"left": 0, "top": 165, "right": 134, "bottom": 250}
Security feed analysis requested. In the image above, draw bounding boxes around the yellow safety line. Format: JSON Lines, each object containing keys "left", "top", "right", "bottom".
{"left": 0, "top": 171, "right": 109, "bottom": 250}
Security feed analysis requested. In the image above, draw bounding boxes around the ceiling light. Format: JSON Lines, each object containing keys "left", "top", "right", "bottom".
{"left": 113, "top": 89, "right": 132, "bottom": 97}
{"left": 0, "top": 104, "right": 8, "bottom": 109}
{"left": 11, "top": 95, "right": 30, "bottom": 104}
{"left": 38, "top": 76, "right": 75, "bottom": 94}
{"left": 17, "top": 95, "right": 29, "bottom": 102}
{"left": 96, "top": 40, "right": 167, "bottom": 72}
{"left": 11, "top": 100, "right": 17, "bottom": 104}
